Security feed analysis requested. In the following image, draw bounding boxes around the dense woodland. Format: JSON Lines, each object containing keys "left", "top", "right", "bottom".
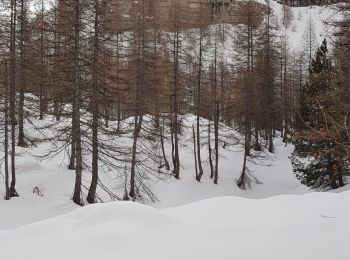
{"left": 0, "top": 0, "right": 349, "bottom": 205}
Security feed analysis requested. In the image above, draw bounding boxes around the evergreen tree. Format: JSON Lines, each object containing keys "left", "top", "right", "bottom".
{"left": 292, "top": 39, "right": 348, "bottom": 190}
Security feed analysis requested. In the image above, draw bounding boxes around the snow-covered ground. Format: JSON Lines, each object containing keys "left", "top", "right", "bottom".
{"left": 0, "top": 190, "right": 349, "bottom": 260}
{"left": 0, "top": 114, "right": 309, "bottom": 229}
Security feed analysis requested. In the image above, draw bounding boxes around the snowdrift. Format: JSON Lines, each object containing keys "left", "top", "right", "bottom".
{"left": 0, "top": 190, "right": 349, "bottom": 260}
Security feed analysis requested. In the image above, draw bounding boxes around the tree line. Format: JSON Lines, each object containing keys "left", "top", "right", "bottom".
{"left": 0, "top": 0, "right": 349, "bottom": 205}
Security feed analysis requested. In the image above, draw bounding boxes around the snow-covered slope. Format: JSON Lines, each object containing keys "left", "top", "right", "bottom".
{"left": 0, "top": 114, "right": 309, "bottom": 229}
{"left": 272, "top": 2, "right": 337, "bottom": 49}
{"left": 0, "top": 190, "right": 349, "bottom": 260}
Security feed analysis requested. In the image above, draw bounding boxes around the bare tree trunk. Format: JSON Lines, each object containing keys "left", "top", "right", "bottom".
{"left": 213, "top": 34, "right": 219, "bottom": 184}
{"left": 160, "top": 118, "right": 170, "bottom": 171}
{"left": 170, "top": 97, "right": 175, "bottom": 168}
{"left": 208, "top": 120, "right": 214, "bottom": 178}
{"left": 9, "top": 0, "right": 18, "bottom": 197}
{"left": 116, "top": 33, "right": 121, "bottom": 132}
{"left": 214, "top": 100, "right": 219, "bottom": 184}
{"left": 4, "top": 61, "right": 10, "bottom": 200}
{"left": 39, "top": 0, "right": 45, "bottom": 120}
{"left": 172, "top": 30, "right": 180, "bottom": 179}
{"left": 18, "top": 0, "right": 26, "bottom": 147}
{"left": 129, "top": 114, "right": 143, "bottom": 199}
{"left": 68, "top": 137, "right": 76, "bottom": 170}
{"left": 237, "top": 129, "right": 250, "bottom": 189}
{"left": 254, "top": 127, "right": 261, "bottom": 151}
{"left": 192, "top": 125, "right": 198, "bottom": 179}
{"left": 87, "top": 0, "right": 100, "bottom": 204}
{"left": 72, "top": 0, "right": 82, "bottom": 206}
{"left": 196, "top": 26, "right": 204, "bottom": 182}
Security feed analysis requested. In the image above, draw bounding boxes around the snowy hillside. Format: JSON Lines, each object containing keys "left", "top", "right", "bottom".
{"left": 0, "top": 114, "right": 309, "bottom": 228}
{"left": 272, "top": 2, "right": 337, "bottom": 48}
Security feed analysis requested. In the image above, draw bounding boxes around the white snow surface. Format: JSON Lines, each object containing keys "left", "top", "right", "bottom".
{"left": 273, "top": 2, "right": 337, "bottom": 49}
{"left": 0, "top": 191, "right": 349, "bottom": 260}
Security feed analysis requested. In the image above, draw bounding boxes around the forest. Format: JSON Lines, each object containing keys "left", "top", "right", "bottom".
{"left": 0, "top": 0, "right": 349, "bottom": 204}
{"left": 0, "top": 0, "right": 350, "bottom": 259}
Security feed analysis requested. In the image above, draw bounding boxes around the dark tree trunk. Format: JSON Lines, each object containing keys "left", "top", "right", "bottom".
{"left": 192, "top": 125, "right": 198, "bottom": 179}
{"left": 87, "top": 0, "right": 100, "bottom": 204}
{"left": 196, "top": 27, "right": 204, "bottom": 182}
{"left": 9, "top": 0, "right": 18, "bottom": 198}
{"left": 208, "top": 120, "right": 214, "bottom": 179}
{"left": 72, "top": 0, "right": 82, "bottom": 206}
{"left": 160, "top": 118, "right": 170, "bottom": 171}
{"left": 129, "top": 115, "right": 143, "bottom": 199}
{"left": 237, "top": 146, "right": 249, "bottom": 189}
{"left": 4, "top": 62, "right": 10, "bottom": 200}
{"left": 172, "top": 30, "right": 180, "bottom": 179}
{"left": 18, "top": 0, "right": 26, "bottom": 147}
{"left": 214, "top": 101, "right": 219, "bottom": 184}
{"left": 68, "top": 139, "right": 76, "bottom": 170}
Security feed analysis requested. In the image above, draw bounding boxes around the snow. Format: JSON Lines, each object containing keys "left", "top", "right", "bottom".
{"left": 0, "top": 114, "right": 309, "bottom": 228}
{"left": 272, "top": 1, "right": 338, "bottom": 49}
{"left": 0, "top": 190, "right": 349, "bottom": 260}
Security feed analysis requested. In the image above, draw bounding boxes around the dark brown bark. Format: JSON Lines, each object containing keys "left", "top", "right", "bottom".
{"left": 17, "top": 0, "right": 26, "bottom": 147}
{"left": 208, "top": 120, "right": 214, "bottom": 179}
{"left": 9, "top": 0, "right": 18, "bottom": 198}
{"left": 172, "top": 29, "right": 180, "bottom": 179}
{"left": 192, "top": 125, "right": 198, "bottom": 179}
{"left": 214, "top": 100, "right": 219, "bottom": 184}
{"left": 196, "top": 26, "right": 204, "bottom": 182}
{"left": 160, "top": 118, "right": 170, "bottom": 171}
{"left": 72, "top": 0, "right": 82, "bottom": 206}
{"left": 4, "top": 61, "right": 10, "bottom": 200}
{"left": 87, "top": 0, "right": 100, "bottom": 204}
{"left": 129, "top": 115, "right": 143, "bottom": 199}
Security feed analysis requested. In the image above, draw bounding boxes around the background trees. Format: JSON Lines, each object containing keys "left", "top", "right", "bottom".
{"left": 0, "top": 0, "right": 348, "bottom": 203}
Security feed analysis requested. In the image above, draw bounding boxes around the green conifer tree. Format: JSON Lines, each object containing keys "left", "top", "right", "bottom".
{"left": 292, "top": 39, "right": 347, "bottom": 190}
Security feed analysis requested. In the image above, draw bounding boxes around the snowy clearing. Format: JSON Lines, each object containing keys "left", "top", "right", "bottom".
{"left": 0, "top": 190, "right": 349, "bottom": 260}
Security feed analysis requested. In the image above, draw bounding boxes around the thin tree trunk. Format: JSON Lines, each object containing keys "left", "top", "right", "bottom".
{"left": 208, "top": 120, "right": 214, "bottom": 178}
{"left": 68, "top": 138, "right": 76, "bottom": 170}
{"left": 237, "top": 128, "right": 250, "bottom": 190}
{"left": 18, "top": 0, "right": 26, "bottom": 147}
{"left": 192, "top": 125, "right": 198, "bottom": 179}
{"left": 172, "top": 30, "right": 180, "bottom": 179}
{"left": 4, "top": 61, "right": 10, "bottom": 200}
{"left": 214, "top": 100, "right": 219, "bottom": 184}
{"left": 87, "top": 0, "right": 100, "bottom": 204}
{"left": 196, "top": 26, "right": 204, "bottom": 182}
{"left": 39, "top": 0, "right": 45, "bottom": 120}
{"left": 129, "top": 115, "right": 143, "bottom": 199}
{"left": 9, "top": 0, "right": 18, "bottom": 197}
{"left": 160, "top": 118, "right": 170, "bottom": 171}
{"left": 72, "top": 0, "right": 82, "bottom": 206}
